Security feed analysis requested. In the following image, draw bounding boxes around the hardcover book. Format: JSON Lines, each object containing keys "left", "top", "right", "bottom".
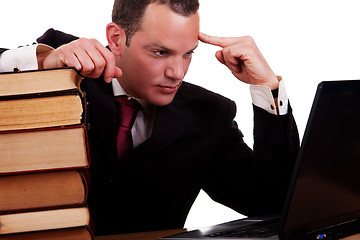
{"left": 0, "top": 68, "right": 83, "bottom": 97}
{"left": 0, "top": 68, "right": 84, "bottom": 131}
{"left": 0, "top": 68, "right": 93, "bottom": 238}
{"left": 0, "top": 125, "right": 89, "bottom": 174}
{"left": 0, "top": 207, "right": 90, "bottom": 235}
{"left": 0, "top": 170, "right": 89, "bottom": 213}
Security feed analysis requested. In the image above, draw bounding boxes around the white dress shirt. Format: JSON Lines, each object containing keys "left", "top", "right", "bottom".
{"left": 0, "top": 44, "right": 52, "bottom": 72}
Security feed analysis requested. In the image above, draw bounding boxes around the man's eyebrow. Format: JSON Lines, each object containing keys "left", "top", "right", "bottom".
{"left": 144, "top": 42, "right": 199, "bottom": 53}
{"left": 144, "top": 42, "right": 171, "bottom": 52}
{"left": 188, "top": 43, "right": 199, "bottom": 52}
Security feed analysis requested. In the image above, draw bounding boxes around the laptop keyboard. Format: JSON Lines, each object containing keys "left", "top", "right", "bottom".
{"left": 206, "top": 219, "right": 280, "bottom": 238}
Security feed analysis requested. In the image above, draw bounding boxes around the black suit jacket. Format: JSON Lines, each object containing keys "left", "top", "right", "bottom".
{"left": 1, "top": 29, "right": 300, "bottom": 236}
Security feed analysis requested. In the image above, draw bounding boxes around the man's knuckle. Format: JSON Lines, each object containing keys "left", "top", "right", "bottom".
{"left": 243, "top": 36, "right": 254, "bottom": 42}
{"left": 82, "top": 63, "right": 94, "bottom": 73}
{"left": 243, "top": 36, "right": 255, "bottom": 46}
{"left": 89, "top": 38, "right": 99, "bottom": 43}
{"left": 96, "top": 58, "right": 106, "bottom": 69}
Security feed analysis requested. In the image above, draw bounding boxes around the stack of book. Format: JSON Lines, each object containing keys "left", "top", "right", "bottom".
{"left": 0, "top": 68, "right": 93, "bottom": 240}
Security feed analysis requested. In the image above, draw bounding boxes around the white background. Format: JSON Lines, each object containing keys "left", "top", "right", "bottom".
{"left": 2, "top": 0, "right": 360, "bottom": 229}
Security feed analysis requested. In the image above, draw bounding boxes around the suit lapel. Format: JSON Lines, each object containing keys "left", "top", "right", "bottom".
{"left": 129, "top": 93, "right": 194, "bottom": 161}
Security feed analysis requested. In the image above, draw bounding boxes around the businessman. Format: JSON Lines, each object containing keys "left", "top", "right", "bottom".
{"left": 0, "top": 0, "right": 299, "bottom": 236}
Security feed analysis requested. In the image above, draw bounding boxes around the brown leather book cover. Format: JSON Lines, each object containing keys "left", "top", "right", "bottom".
{"left": 0, "top": 125, "right": 90, "bottom": 175}
{"left": 0, "top": 169, "right": 90, "bottom": 213}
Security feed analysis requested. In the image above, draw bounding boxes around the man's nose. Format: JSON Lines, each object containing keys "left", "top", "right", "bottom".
{"left": 165, "top": 57, "right": 185, "bottom": 80}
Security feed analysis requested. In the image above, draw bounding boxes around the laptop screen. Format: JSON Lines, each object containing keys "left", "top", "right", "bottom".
{"left": 281, "top": 80, "right": 360, "bottom": 238}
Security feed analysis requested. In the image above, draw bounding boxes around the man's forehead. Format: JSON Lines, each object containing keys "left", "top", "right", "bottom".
{"left": 133, "top": 3, "right": 199, "bottom": 52}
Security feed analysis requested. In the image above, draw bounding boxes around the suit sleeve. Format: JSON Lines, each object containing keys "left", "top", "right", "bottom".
{"left": 202, "top": 101, "right": 300, "bottom": 216}
{"left": 36, "top": 28, "right": 79, "bottom": 48}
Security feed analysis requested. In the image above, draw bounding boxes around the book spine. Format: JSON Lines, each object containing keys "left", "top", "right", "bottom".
{"left": 79, "top": 169, "right": 91, "bottom": 204}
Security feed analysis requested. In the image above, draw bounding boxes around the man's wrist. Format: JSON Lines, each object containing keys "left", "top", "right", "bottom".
{"left": 254, "top": 75, "right": 281, "bottom": 90}
{"left": 36, "top": 44, "right": 54, "bottom": 70}
{"left": 0, "top": 44, "right": 53, "bottom": 72}
{"left": 267, "top": 75, "right": 281, "bottom": 90}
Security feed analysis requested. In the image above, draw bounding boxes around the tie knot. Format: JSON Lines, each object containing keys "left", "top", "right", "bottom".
{"left": 115, "top": 96, "right": 142, "bottom": 110}
{"left": 115, "top": 96, "right": 142, "bottom": 129}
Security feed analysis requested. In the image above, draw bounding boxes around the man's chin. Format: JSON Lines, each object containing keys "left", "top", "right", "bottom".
{"left": 148, "top": 94, "right": 176, "bottom": 106}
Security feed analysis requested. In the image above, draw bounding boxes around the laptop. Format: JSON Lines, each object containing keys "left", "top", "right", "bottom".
{"left": 161, "top": 80, "right": 360, "bottom": 240}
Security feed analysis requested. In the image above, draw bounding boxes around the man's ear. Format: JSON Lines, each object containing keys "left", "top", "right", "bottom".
{"left": 106, "top": 22, "right": 126, "bottom": 56}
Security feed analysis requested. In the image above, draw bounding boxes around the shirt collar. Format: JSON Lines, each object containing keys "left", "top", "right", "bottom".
{"left": 112, "top": 77, "right": 127, "bottom": 96}
{"left": 111, "top": 78, "right": 156, "bottom": 115}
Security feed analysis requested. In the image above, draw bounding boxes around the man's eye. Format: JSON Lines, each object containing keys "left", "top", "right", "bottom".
{"left": 185, "top": 50, "right": 194, "bottom": 57}
{"left": 154, "top": 50, "right": 167, "bottom": 56}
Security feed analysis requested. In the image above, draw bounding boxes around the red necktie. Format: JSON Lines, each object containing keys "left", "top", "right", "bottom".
{"left": 115, "top": 96, "right": 141, "bottom": 160}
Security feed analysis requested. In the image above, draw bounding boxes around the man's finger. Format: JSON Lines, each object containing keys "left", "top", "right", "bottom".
{"left": 74, "top": 48, "right": 97, "bottom": 76}
{"left": 199, "top": 32, "right": 241, "bottom": 47}
{"left": 215, "top": 50, "right": 225, "bottom": 65}
{"left": 95, "top": 45, "right": 114, "bottom": 81}
{"left": 95, "top": 43, "right": 123, "bottom": 82}
{"left": 61, "top": 51, "right": 83, "bottom": 71}
{"left": 114, "top": 66, "right": 123, "bottom": 78}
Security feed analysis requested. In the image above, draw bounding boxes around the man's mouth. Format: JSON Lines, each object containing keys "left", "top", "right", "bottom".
{"left": 157, "top": 82, "right": 182, "bottom": 93}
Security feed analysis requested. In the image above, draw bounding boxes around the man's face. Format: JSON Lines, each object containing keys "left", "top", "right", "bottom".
{"left": 117, "top": 3, "right": 199, "bottom": 106}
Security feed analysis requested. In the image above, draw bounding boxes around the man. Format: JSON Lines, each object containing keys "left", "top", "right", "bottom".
{"left": 0, "top": 0, "right": 299, "bottom": 236}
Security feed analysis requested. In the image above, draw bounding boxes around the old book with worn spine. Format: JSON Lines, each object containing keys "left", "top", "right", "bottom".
{"left": 0, "top": 68, "right": 85, "bottom": 131}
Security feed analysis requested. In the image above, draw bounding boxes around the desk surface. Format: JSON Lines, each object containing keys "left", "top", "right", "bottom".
{"left": 95, "top": 229, "right": 360, "bottom": 240}
{"left": 95, "top": 229, "right": 186, "bottom": 240}
{"left": 344, "top": 234, "right": 360, "bottom": 240}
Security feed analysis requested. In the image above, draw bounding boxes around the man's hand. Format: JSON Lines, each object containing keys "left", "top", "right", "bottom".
{"left": 37, "top": 38, "right": 122, "bottom": 83}
{"left": 199, "top": 32, "right": 279, "bottom": 90}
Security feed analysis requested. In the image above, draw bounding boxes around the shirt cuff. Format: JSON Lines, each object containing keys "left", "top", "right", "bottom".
{"left": 0, "top": 44, "right": 53, "bottom": 72}
{"left": 250, "top": 78, "right": 288, "bottom": 115}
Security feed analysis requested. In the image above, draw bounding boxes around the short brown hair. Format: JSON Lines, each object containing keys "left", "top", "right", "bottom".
{"left": 112, "top": 0, "right": 199, "bottom": 46}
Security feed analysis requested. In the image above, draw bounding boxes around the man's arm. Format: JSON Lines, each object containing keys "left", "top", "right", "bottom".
{"left": 198, "top": 32, "right": 288, "bottom": 115}
{"left": 0, "top": 29, "right": 122, "bottom": 82}
{"left": 38, "top": 38, "right": 122, "bottom": 82}
{"left": 0, "top": 44, "right": 53, "bottom": 72}
{"left": 198, "top": 32, "right": 299, "bottom": 215}
{"left": 199, "top": 33, "right": 279, "bottom": 89}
